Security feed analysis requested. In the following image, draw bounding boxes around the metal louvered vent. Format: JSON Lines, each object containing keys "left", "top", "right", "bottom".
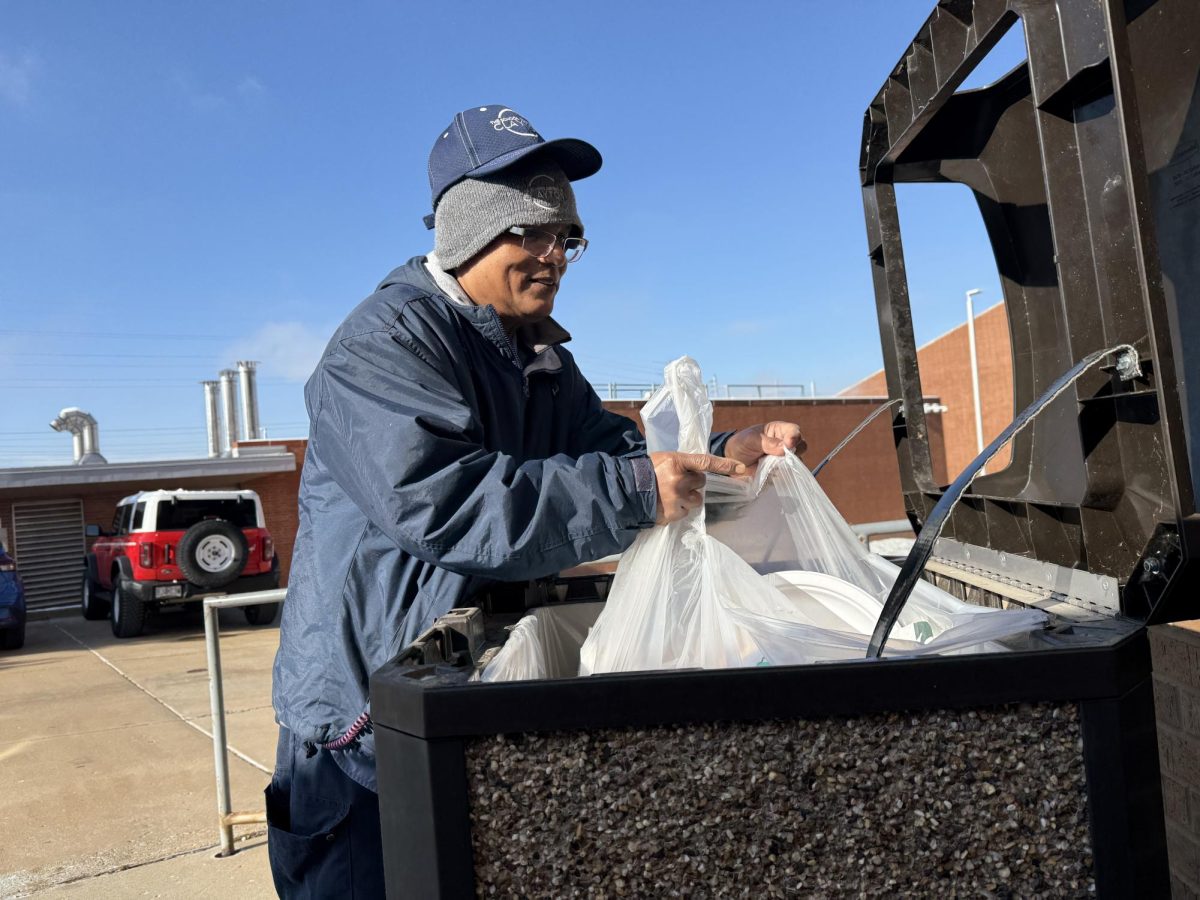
{"left": 12, "top": 499, "right": 84, "bottom": 611}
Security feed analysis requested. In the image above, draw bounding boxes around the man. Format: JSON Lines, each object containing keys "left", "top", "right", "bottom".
{"left": 267, "top": 105, "right": 805, "bottom": 896}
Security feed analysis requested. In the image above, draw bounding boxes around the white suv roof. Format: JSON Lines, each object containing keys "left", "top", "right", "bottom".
{"left": 117, "top": 489, "right": 261, "bottom": 506}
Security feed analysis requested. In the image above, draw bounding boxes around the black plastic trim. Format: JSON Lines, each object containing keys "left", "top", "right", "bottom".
{"left": 371, "top": 631, "right": 1151, "bottom": 741}
{"left": 376, "top": 728, "right": 473, "bottom": 900}
{"left": 122, "top": 570, "right": 280, "bottom": 604}
{"left": 1080, "top": 678, "right": 1169, "bottom": 897}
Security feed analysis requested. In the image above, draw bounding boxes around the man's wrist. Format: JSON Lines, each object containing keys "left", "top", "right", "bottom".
{"left": 627, "top": 455, "right": 658, "bottom": 525}
{"left": 709, "top": 430, "right": 735, "bottom": 458}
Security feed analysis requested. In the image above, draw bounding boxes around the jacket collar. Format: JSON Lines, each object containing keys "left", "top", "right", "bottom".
{"left": 420, "top": 253, "right": 569, "bottom": 374}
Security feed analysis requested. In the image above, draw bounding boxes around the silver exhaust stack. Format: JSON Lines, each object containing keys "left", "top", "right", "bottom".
{"left": 218, "top": 369, "right": 240, "bottom": 456}
{"left": 50, "top": 408, "right": 108, "bottom": 465}
{"left": 201, "top": 380, "right": 222, "bottom": 459}
{"left": 237, "top": 360, "right": 261, "bottom": 440}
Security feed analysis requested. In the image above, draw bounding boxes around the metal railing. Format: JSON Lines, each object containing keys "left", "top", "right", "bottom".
{"left": 204, "top": 588, "right": 286, "bottom": 857}
{"left": 850, "top": 519, "right": 914, "bottom": 546}
{"left": 722, "top": 384, "right": 813, "bottom": 399}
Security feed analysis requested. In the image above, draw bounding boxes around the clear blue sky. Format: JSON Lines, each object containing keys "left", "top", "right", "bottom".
{"left": 0, "top": 1, "right": 1026, "bottom": 465}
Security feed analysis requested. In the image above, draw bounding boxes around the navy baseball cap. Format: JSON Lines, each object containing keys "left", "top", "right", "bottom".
{"left": 423, "top": 104, "right": 602, "bottom": 228}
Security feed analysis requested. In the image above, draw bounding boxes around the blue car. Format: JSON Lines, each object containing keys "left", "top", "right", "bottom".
{"left": 0, "top": 541, "right": 26, "bottom": 650}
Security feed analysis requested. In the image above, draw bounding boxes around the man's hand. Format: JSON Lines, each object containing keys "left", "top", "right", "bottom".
{"left": 724, "top": 421, "right": 807, "bottom": 470}
{"left": 650, "top": 452, "right": 746, "bottom": 525}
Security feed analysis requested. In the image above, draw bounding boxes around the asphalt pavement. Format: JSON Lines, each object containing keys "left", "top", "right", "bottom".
{"left": 0, "top": 606, "right": 279, "bottom": 898}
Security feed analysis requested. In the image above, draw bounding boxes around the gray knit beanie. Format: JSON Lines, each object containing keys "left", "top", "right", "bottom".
{"left": 434, "top": 159, "right": 582, "bottom": 270}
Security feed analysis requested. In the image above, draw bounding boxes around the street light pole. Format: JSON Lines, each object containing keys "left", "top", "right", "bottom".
{"left": 965, "top": 288, "right": 985, "bottom": 475}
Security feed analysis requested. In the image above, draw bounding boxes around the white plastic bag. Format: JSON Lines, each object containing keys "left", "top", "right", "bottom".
{"left": 577, "top": 357, "right": 1047, "bottom": 675}
{"left": 477, "top": 603, "right": 602, "bottom": 682}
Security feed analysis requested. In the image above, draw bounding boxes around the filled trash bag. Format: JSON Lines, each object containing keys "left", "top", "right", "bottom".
{"left": 577, "top": 356, "right": 1047, "bottom": 675}
{"left": 476, "top": 603, "right": 600, "bottom": 682}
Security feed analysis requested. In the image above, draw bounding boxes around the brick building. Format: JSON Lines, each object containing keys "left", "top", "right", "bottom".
{"left": 604, "top": 397, "right": 948, "bottom": 526}
{"left": 840, "top": 302, "right": 1013, "bottom": 480}
{"left": 0, "top": 403, "right": 944, "bottom": 613}
{"left": 0, "top": 441, "right": 304, "bottom": 613}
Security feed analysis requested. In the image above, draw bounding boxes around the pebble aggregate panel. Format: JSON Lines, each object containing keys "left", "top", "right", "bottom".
{"left": 465, "top": 704, "right": 1092, "bottom": 898}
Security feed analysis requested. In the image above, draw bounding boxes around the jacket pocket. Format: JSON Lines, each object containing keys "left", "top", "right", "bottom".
{"left": 385, "top": 584, "right": 445, "bottom": 663}
{"left": 266, "top": 781, "right": 352, "bottom": 898}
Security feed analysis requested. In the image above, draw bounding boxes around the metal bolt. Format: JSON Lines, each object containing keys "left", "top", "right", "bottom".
{"left": 1115, "top": 347, "right": 1143, "bottom": 382}
{"left": 1143, "top": 557, "right": 1164, "bottom": 578}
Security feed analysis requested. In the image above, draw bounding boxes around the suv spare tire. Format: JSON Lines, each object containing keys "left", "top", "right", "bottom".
{"left": 177, "top": 519, "right": 248, "bottom": 590}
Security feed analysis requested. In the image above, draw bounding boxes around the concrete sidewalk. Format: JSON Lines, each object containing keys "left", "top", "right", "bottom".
{"left": 0, "top": 608, "right": 280, "bottom": 897}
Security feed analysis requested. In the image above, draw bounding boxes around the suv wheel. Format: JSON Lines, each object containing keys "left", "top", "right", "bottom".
{"left": 177, "top": 520, "right": 248, "bottom": 590}
{"left": 0, "top": 623, "right": 24, "bottom": 650}
{"left": 243, "top": 603, "right": 280, "bottom": 626}
{"left": 110, "top": 577, "right": 146, "bottom": 638}
{"left": 81, "top": 573, "right": 108, "bottom": 621}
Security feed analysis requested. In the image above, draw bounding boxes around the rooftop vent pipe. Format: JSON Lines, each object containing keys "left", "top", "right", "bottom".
{"left": 237, "top": 360, "right": 261, "bottom": 441}
{"left": 218, "top": 369, "right": 240, "bottom": 457}
{"left": 201, "top": 380, "right": 222, "bottom": 459}
{"left": 49, "top": 407, "right": 108, "bottom": 466}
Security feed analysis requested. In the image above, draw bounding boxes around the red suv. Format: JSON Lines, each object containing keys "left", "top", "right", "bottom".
{"left": 82, "top": 489, "right": 280, "bottom": 638}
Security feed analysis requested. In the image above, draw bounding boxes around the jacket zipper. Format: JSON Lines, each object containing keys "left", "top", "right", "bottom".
{"left": 487, "top": 307, "right": 530, "bottom": 397}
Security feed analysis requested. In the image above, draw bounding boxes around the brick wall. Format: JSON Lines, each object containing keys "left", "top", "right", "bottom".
{"left": 601, "top": 398, "right": 947, "bottom": 526}
{"left": 1150, "top": 622, "right": 1200, "bottom": 897}
{"left": 1, "top": 406, "right": 932, "bottom": 599}
{"left": 237, "top": 397, "right": 943, "bottom": 588}
{"left": 233, "top": 439, "right": 306, "bottom": 585}
{"left": 240, "top": 400, "right": 934, "bottom": 574}
{"left": 842, "top": 302, "right": 1013, "bottom": 481}
{"left": 0, "top": 444, "right": 305, "bottom": 591}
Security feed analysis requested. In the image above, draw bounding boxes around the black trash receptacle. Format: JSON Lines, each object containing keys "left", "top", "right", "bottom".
{"left": 373, "top": 0, "right": 1200, "bottom": 895}
{"left": 372, "top": 607, "right": 1160, "bottom": 898}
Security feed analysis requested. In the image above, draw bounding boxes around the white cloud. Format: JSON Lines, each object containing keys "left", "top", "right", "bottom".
{"left": 172, "top": 71, "right": 267, "bottom": 111}
{"left": 191, "top": 91, "right": 226, "bottom": 112}
{"left": 224, "top": 321, "right": 329, "bottom": 382}
{"left": 0, "top": 50, "right": 37, "bottom": 106}
{"left": 236, "top": 76, "right": 266, "bottom": 99}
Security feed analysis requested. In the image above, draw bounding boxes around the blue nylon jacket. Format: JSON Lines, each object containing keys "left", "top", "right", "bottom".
{"left": 273, "top": 256, "right": 694, "bottom": 790}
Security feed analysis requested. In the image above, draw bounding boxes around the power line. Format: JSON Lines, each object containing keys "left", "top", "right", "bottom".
{"left": 0, "top": 422, "right": 310, "bottom": 436}
{"left": 0, "top": 434, "right": 210, "bottom": 442}
{"left": 0, "top": 420, "right": 310, "bottom": 437}
{"left": 2, "top": 378, "right": 297, "bottom": 386}
{"left": 2, "top": 362, "right": 232, "bottom": 370}
{"left": 2, "top": 426, "right": 204, "bottom": 436}
{"left": 2, "top": 376, "right": 297, "bottom": 383}
{"left": 0, "top": 438, "right": 211, "bottom": 447}
{"left": 0, "top": 435, "right": 308, "bottom": 450}
{"left": 2, "top": 351, "right": 226, "bottom": 360}
{"left": 0, "top": 329, "right": 232, "bottom": 340}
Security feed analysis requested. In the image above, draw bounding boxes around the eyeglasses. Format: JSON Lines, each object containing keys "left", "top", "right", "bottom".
{"left": 507, "top": 226, "right": 589, "bottom": 264}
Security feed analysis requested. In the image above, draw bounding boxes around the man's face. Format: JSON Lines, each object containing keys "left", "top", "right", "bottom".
{"left": 455, "top": 222, "right": 572, "bottom": 332}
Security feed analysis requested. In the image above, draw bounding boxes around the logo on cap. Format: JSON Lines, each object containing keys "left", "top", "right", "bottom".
{"left": 525, "top": 174, "right": 564, "bottom": 211}
{"left": 491, "top": 108, "right": 538, "bottom": 138}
